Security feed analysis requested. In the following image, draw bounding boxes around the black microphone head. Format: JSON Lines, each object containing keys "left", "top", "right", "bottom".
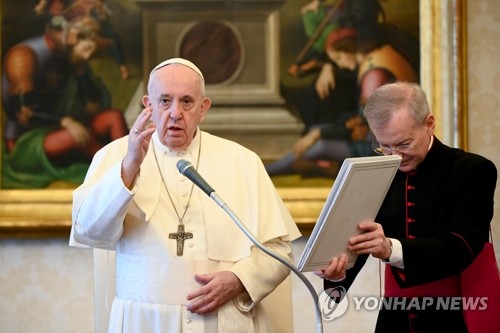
{"left": 176, "top": 158, "right": 215, "bottom": 196}
{"left": 177, "top": 159, "right": 192, "bottom": 174}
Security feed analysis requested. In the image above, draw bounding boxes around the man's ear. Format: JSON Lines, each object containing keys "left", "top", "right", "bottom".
{"left": 425, "top": 114, "right": 435, "bottom": 135}
{"left": 142, "top": 95, "right": 151, "bottom": 108}
{"left": 199, "top": 97, "right": 211, "bottom": 122}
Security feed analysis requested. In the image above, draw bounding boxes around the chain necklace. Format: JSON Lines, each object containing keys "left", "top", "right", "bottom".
{"left": 152, "top": 134, "right": 202, "bottom": 256}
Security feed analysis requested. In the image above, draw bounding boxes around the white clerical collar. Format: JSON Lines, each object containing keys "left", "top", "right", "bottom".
{"left": 428, "top": 135, "right": 434, "bottom": 151}
{"left": 152, "top": 128, "right": 201, "bottom": 157}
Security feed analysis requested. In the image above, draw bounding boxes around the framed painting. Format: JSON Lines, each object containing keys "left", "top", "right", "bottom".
{"left": 0, "top": 0, "right": 467, "bottom": 237}
{"left": 0, "top": 0, "right": 142, "bottom": 236}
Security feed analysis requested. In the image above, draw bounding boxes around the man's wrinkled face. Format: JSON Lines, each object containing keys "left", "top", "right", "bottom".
{"left": 145, "top": 64, "right": 210, "bottom": 151}
{"left": 372, "top": 108, "right": 434, "bottom": 172}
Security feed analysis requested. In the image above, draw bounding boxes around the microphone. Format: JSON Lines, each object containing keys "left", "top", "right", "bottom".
{"left": 176, "top": 159, "right": 323, "bottom": 333}
{"left": 176, "top": 159, "right": 214, "bottom": 196}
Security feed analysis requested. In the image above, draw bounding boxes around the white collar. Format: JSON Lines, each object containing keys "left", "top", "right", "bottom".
{"left": 427, "top": 135, "right": 434, "bottom": 151}
{"left": 152, "top": 128, "right": 201, "bottom": 157}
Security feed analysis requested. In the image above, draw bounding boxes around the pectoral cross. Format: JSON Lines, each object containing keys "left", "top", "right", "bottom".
{"left": 169, "top": 224, "right": 193, "bottom": 256}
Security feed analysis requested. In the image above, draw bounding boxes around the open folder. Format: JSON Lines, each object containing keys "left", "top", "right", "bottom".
{"left": 297, "top": 155, "right": 402, "bottom": 272}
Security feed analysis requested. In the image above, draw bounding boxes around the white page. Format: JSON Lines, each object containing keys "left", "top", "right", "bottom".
{"left": 298, "top": 155, "right": 401, "bottom": 272}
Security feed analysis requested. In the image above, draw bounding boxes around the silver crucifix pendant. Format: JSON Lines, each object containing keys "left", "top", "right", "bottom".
{"left": 169, "top": 224, "right": 193, "bottom": 256}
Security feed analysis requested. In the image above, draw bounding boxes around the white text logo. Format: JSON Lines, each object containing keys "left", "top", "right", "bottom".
{"left": 319, "top": 289, "right": 489, "bottom": 322}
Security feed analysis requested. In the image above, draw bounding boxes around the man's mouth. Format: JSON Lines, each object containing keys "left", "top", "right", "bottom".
{"left": 166, "top": 127, "right": 186, "bottom": 139}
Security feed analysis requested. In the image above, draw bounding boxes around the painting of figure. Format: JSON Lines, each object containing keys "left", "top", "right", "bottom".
{"left": 1, "top": 0, "right": 141, "bottom": 189}
{"left": 1, "top": 0, "right": 419, "bottom": 189}
{"left": 269, "top": 0, "right": 420, "bottom": 183}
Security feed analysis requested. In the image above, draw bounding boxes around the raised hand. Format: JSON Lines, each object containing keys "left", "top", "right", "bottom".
{"left": 121, "top": 107, "right": 156, "bottom": 188}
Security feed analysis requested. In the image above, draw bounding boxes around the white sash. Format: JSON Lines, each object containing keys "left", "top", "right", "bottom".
{"left": 115, "top": 253, "right": 217, "bottom": 305}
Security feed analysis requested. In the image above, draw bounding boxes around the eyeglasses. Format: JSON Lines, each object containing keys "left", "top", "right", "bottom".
{"left": 372, "top": 116, "right": 431, "bottom": 155}
{"left": 372, "top": 138, "right": 416, "bottom": 155}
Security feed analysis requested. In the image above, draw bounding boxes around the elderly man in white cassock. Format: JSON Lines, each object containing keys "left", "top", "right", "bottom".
{"left": 69, "top": 58, "right": 301, "bottom": 333}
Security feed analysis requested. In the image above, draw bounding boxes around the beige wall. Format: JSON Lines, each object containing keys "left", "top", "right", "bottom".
{"left": 1, "top": 1, "right": 499, "bottom": 332}
{"left": 467, "top": 0, "right": 500, "bottom": 263}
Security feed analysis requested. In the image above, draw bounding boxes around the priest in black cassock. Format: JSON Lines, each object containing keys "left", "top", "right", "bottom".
{"left": 317, "top": 82, "right": 497, "bottom": 332}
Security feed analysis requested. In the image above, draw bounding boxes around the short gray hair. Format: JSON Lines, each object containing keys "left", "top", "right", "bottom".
{"left": 363, "top": 82, "right": 430, "bottom": 130}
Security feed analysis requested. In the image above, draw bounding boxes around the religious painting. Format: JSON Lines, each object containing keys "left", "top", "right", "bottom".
{"left": 1, "top": 0, "right": 419, "bottom": 190}
{"left": 1, "top": 0, "right": 142, "bottom": 190}
{"left": 0, "top": 0, "right": 467, "bottom": 237}
{"left": 269, "top": 0, "right": 420, "bottom": 187}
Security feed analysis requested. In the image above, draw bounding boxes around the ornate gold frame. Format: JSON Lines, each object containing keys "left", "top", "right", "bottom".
{"left": 0, "top": 0, "right": 467, "bottom": 238}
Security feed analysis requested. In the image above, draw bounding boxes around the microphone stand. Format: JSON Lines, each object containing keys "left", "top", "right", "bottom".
{"left": 209, "top": 191, "right": 324, "bottom": 333}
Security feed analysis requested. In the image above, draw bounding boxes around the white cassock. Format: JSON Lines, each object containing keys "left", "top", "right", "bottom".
{"left": 69, "top": 129, "right": 301, "bottom": 333}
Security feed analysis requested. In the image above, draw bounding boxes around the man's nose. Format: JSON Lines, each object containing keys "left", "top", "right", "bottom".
{"left": 170, "top": 103, "right": 182, "bottom": 120}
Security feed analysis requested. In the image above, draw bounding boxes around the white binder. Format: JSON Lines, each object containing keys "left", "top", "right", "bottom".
{"left": 297, "top": 155, "right": 402, "bottom": 272}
